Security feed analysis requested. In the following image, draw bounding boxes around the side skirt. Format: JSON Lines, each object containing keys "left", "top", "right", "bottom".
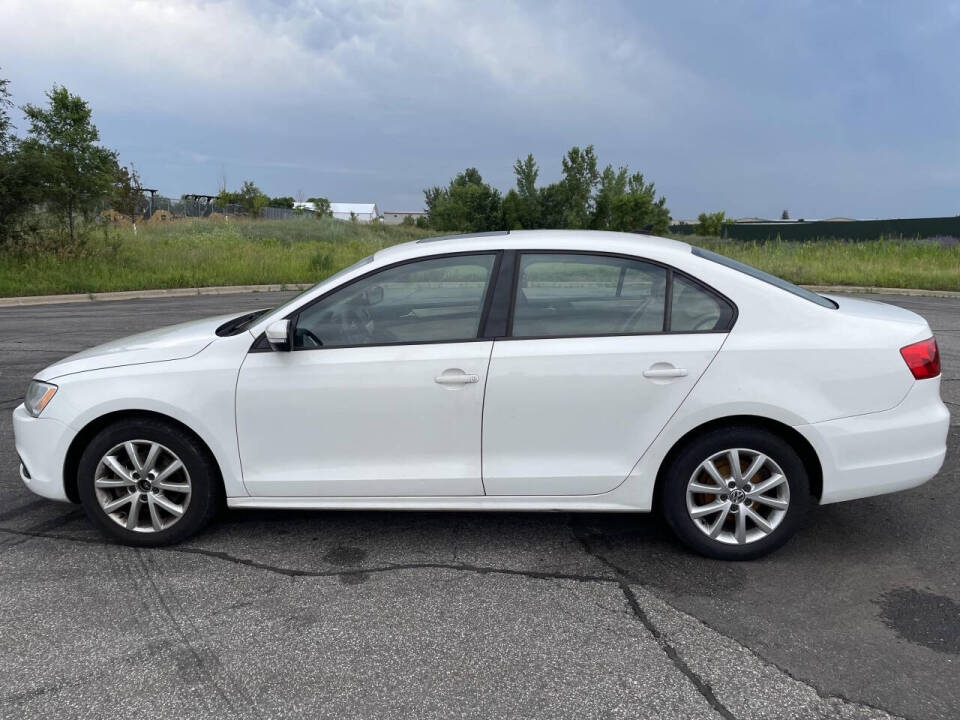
{"left": 226, "top": 495, "right": 647, "bottom": 512}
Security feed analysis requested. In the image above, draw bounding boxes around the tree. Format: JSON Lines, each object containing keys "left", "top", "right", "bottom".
{"left": 20, "top": 85, "right": 118, "bottom": 244}
{"left": 608, "top": 172, "right": 671, "bottom": 235}
{"left": 781, "top": 209, "right": 790, "bottom": 220}
{"left": 591, "top": 164, "right": 628, "bottom": 229}
{"left": 268, "top": 196, "right": 295, "bottom": 209}
{"left": 558, "top": 145, "right": 600, "bottom": 228}
{"left": 307, "top": 196, "right": 331, "bottom": 216}
{"left": 0, "top": 70, "right": 36, "bottom": 247}
{"left": 696, "top": 210, "right": 727, "bottom": 237}
{"left": 509, "top": 153, "right": 542, "bottom": 228}
{"left": 0, "top": 72, "right": 13, "bottom": 154}
{"left": 112, "top": 163, "right": 143, "bottom": 230}
{"left": 237, "top": 180, "right": 268, "bottom": 217}
{"left": 423, "top": 168, "right": 502, "bottom": 232}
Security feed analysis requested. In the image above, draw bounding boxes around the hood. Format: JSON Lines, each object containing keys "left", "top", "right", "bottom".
{"left": 38, "top": 313, "right": 238, "bottom": 380}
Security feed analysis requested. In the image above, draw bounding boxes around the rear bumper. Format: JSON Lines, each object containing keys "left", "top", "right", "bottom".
{"left": 12, "top": 404, "right": 75, "bottom": 502}
{"left": 796, "top": 378, "right": 950, "bottom": 504}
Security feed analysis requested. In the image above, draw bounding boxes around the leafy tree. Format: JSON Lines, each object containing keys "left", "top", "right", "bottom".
{"left": 558, "top": 145, "right": 600, "bottom": 228}
{"left": 0, "top": 70, "right": 36, "bottom": 247}
{"left": 781, "top": 209, "right": 790, "bottom": 220}
{"left": 608, "top": 172, "right": 671, "bottom": 235}
{"left": 424, "top": 168, "right": 502, "bottom": 232}
{"left": 237, "top": 180, "right": 268, "bottom": 217}
{"left": 20, "top": 85, "right": 118, "bottom": 244}
{"left": 509, "top": 154, "right": 542, "bottom": 228}
{"left": 591, "top": 164, "right": 628, "bottom": 229}
{"left": 112, "top": 163, "right": 143, "bottom": 228}
{"left": 0, "top": 72, "right": 13, "bottom": 154}
{"left": 268, "top": 196, "right": 295, "bottom": 209}
{"left": 307, "top": 196, "right": 331, "bottom": 216}
{"left": 696, "top": 210, "right": 727, "bottom": 237}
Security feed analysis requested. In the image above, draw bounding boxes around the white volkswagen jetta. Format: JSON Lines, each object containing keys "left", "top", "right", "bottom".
{"left": 13, "top": 230, "right": 949, "bottom": 559}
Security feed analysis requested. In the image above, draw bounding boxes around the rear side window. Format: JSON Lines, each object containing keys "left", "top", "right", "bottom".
{"left": 511, "top": 253, "right": 668, "bottom": 337}
{"left": 692, "top": 246, "right": 837, "bottom": 309}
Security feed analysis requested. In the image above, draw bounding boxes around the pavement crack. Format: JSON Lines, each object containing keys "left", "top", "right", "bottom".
{"left": 570, "top": 520, "right": 737, "bottom": 720}
{"left": 0, "top": 526, "right": 617, "bottom": 585}
{"left": 619, "top": 582, "right": 737, "bottom": 720}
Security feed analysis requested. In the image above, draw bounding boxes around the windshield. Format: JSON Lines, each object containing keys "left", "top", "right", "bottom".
{"left": 691, "top": 246, "right": 837, "bottom": 309}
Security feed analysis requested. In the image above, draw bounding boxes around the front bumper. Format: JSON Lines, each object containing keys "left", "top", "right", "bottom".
{"left": 796, "top": 378, "right": 950, "bottom": 504}
{"left": 12, "top": 403, "right": 76, "bottom": 502}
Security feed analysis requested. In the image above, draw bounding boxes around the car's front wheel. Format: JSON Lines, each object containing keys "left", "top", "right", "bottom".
{"left": 77, "top": 418, "right": 221, "bottom": 546}
{"left": 661, "top": 426, "right": 810, "bottom": 560}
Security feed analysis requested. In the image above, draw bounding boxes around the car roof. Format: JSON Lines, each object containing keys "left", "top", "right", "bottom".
{"left": 374, "top": 229, "right": 692, "bottom": 264}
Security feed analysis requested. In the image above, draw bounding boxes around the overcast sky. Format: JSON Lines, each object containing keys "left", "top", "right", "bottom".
{"left": 2, "top": 0, "right": 958, "bottom": 219}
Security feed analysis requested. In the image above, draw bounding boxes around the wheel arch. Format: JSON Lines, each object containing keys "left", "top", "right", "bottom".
{"left": 62, "top": 409, "right": 225, "bottom": 504}
{"left": 653, "top": 415, "right": 823, "bottom": 507}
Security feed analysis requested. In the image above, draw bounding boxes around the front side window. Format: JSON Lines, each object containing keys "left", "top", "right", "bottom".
{"left": 294, "top": 254, "right": 496, "bottom": 348}
{"left": 511, "top": 253, "right": 668, "bottom": 338}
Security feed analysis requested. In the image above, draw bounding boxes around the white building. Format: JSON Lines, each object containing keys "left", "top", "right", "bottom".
{"left": 292, "top": 201, "right": 382, "bottom": 223}
{"left": 383, "top": 211, "right": 428, "bottom": 226}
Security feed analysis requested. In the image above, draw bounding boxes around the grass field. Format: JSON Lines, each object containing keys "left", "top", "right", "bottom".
{"left": 1, "top": 219, "right": 958, "bottom": 297}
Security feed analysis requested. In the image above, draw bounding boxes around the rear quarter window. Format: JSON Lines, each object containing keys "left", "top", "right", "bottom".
{"left": 691, "top": 246, "right": 837, "bottom": 309}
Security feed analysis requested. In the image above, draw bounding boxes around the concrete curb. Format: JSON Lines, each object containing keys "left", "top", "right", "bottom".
{"left": 1, "top": 282, "right": 958, "bottom": 308}
{"left": 0, "top": 283, "right": 313, "bottom": 307}
{"left": 803, "top": 285, "right": 960, "bottom": 299}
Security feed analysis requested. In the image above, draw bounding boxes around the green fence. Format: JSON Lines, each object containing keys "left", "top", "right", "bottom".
{"left": 670, "top": 215, "right": 960, "bottom": 241}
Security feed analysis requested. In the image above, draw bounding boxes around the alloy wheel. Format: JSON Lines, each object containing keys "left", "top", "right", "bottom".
{"left": 685, "top": 448, "right": 790, "bottom": 545}
{"left": 93, "top": 440, "right": 192, "bottom": 533}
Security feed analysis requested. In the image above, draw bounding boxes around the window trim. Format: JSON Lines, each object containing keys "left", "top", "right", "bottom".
{"left": 503, "top": 249, "right": 737, "bottom": 341}
{"left": 262, "top": 250, "right": 504, "bottom": 352}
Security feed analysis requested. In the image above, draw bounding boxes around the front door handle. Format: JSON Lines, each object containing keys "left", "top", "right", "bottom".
{"left": 643, "top": 366, "right": 688, "bottom": 379}
{"left": 435, "top": 371, "right": 480, "bottom": 385}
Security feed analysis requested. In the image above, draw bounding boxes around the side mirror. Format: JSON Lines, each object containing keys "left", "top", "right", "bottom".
{"left": 265, "top": 319, "right": 291, "bottom": 351}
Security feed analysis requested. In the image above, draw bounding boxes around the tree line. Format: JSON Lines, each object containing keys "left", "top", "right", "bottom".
{"left": 0, "top": 72, "right": 336, "bottom": 251}
{"left": 422, "top": 145, "right": 672, "bottom": 235}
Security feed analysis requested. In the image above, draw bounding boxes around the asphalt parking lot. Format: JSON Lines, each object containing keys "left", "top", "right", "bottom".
{"left": 1, "top": 291, "right": 957, "bottom": 720}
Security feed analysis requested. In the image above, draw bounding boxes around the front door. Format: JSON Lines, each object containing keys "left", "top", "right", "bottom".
{"left": 236, "top": 252, "right": 498, "bottom": 497}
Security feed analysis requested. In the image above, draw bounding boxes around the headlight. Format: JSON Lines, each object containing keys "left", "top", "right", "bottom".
{"left": 24, "top": 381, "right": 58, "bottom": 417}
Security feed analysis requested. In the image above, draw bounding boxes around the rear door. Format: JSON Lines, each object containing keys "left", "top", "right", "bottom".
{"left": 481, "top": 252, "right": 733, "bottom": 496}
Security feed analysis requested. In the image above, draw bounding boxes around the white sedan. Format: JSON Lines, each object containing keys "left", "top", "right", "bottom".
{"left": 12, "top": 231, "right": 949, "bottom": 559}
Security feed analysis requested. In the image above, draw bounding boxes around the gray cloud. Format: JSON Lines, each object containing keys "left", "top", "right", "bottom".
{"left": 1, "top": 0, "right": 958, "bottom": 218}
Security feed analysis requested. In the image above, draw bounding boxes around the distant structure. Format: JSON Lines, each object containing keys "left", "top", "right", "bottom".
{"left": 293, "top": 201, "right": 381, "bottom": 223}
{"left": 330, "top": 202, "right": 380, "bottom": 222}
{"left": 383, "top": 211, "right": 428, "bottom": 226}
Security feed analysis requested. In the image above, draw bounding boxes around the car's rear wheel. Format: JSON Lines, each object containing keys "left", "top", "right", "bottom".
{"left": 77, "top": 418, "right": 220, "bottom": 546}
{"left": 661, "top": 426, "right": 810, "bottom": 560}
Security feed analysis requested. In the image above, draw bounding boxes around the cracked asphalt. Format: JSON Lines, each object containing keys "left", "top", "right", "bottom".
{"left": 1, "top": 291, "right": 957, "bottom": 720}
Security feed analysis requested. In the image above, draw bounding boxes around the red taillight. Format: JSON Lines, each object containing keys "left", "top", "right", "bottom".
{"left": 900, "top": 337, "right": 940, "bottom": 380}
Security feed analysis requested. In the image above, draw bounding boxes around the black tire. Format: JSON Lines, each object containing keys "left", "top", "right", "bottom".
{"left": 77, "top": 418, "right": 221, "bottom": 547}
{"left": 660, "top": 426, "right": 810, "bottom": 560}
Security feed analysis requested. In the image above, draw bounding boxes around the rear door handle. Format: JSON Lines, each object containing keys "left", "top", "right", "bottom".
{"left": 643, "top": 367, "right": 688, "bottom": 379}
{"left": 435, "top": 371, "right": 480, "bottom": 385}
